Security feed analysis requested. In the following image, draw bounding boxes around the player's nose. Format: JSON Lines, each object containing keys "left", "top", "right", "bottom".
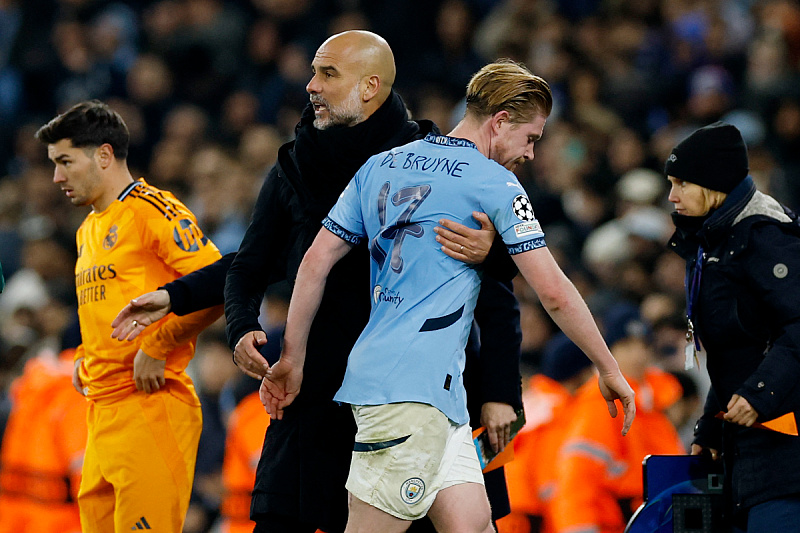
{"left": 53, "top": 167, "right": 66, "bottom": 183}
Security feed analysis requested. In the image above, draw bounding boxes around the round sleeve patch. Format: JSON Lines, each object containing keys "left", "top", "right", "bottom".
{"left": 173, "top": 218, "right": 209, "bottom": 252}
{"left": 512, "top": 195, "right": 535, "bottom": 221}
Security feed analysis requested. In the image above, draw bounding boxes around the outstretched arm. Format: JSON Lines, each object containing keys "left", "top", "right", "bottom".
{"left": 111, "top": 289, "right": 172, "bottom": 341}
{"left": 260, "top": 228, "right": 354, "bottom": 419}
{"left": 512, "top": 246, "right": 636, "bottom": 435}
{"left": 110, "top": 250, "right": 235, "bottom": 341}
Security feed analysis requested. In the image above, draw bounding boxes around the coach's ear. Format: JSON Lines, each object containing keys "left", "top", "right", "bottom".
{"left": 362, "top": 74, "right": 381, "bottom": 103}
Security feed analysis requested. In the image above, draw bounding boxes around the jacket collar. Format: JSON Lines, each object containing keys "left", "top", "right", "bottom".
{"left": 667, "top": 177, "right": 756, "bottom": 257}
{"left": 699, "top": 176, "right": 757, "bottom": 242}
{"left": 287, "top": 90, "right": 431, "bottom": 203}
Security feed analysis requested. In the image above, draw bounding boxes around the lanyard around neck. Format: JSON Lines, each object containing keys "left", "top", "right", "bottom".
{"left": 685, "top": 245, "right": 704, "bottom": 350}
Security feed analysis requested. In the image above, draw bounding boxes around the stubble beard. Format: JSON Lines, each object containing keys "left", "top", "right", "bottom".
{"left": 506, "top": 158, "right": 525, "bottom": 171}
{"left": 312, "top": 84, "right": 367, "bottom": 130}
{"left": 74, "top": 159, "right": 103, "bottom": 208}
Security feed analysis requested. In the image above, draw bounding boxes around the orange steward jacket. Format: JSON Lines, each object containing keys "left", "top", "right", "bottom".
{"left": 0, "top": 349, "right": 87, "bottom": 532}
{"left": 551, "top": 368, "right": 685, "bottom": 533}
{"left": 501, "top": 374, "right": 578, "bottom": 533}
{"left": 220, "top": 392, "right": 270, "bottom": 533}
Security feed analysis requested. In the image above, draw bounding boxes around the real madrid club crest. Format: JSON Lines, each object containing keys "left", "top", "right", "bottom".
{"left": 512, "top": 195, "right": 535, "bottom": 221}
{"left": 401, "top": 477, "right": 425, "bottom": 505}
{"left": 103, "top": 225, "right": 118, "bottom": 250}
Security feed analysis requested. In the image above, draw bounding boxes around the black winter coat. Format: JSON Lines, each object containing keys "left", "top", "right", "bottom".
{"left": 165, "top": 91, "right": 522, "bottom": 531}
{"left": 669, "top": 177, "right": 800, "bottom": 515}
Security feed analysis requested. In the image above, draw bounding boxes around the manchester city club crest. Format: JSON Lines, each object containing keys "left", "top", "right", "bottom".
{"left": 512, "top": 195, "right": 534, "bottom": 221}
{"left": 400, "top": 477, "right": 425, "bottom": 505}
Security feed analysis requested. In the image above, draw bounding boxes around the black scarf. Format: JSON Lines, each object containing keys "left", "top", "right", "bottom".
{"left": 292, "top": 89, "right": 422, "bottom": 207}
{"left": 671, "top": 210, "right": 710, "bottom": 238}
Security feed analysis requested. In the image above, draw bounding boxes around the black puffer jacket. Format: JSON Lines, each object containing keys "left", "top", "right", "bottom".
{"left": 669, "top": 176, "right": 800, "bottom": 514}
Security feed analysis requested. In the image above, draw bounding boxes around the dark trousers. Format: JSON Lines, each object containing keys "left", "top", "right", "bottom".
{"left": 744, "top": 496, "right": 800, "bottom": 533}
{"left": 252, "top": 512, "right": 319, "bottom": 533}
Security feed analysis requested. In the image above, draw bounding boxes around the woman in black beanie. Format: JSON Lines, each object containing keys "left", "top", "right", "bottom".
{"left": 667, "top": 121, "right": 800, "bottom": 532}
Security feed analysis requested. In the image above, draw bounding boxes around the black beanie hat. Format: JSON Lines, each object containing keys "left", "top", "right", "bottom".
{"left": 664, "top": 121, "right": 749, "bottom": 193}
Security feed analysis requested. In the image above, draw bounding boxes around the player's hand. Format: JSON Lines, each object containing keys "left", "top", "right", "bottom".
{"left": 111, "top": 289, "right": 172, "bottom": 341}
{"left": 724, "top": 394, "right": 758, "bottom": 427}
{"left": 598, "top": 370, "right": 636, "bottom": 436}
{"left": 73, "top": 357, "right": 86, "bottom": 395}
{"left": 133, "top": 349, "right": 166, "bottom": 393}
{"left": 435, "top": 211, "right": 496, "bottom": 265}
{"left": 690, "top": 443, "right": 720, "bottom": 461}
{"left": 480, "top": 402, "right": 518, "bottom": 453}
{"left": 233, "top": 331, "right": 270, "bottom": 379}
{"left": 260, "top": 357, "right": 303, "bottom": 420}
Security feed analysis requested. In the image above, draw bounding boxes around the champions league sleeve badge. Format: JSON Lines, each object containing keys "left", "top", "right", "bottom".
{"left": 512, "top": 195, "right": 535, "bottom": 222}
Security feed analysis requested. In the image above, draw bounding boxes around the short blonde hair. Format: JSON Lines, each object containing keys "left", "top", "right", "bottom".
{"left": 465, "top": 60, "right": 552, "bottom": 124}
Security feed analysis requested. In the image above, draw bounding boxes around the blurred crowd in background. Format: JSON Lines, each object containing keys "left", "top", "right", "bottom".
{"left": 2, "top": 0, "right": 800, "bottom": 531}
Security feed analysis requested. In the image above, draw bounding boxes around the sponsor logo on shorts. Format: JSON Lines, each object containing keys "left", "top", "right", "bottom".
{"left": 131, "top": 516, "right": 152, "bottom": 529}
{"left": 401, "top": 477, "right": 425, "bottom": 505}
{"left": 514, "top": 221, "right": 541, "bottom": 237}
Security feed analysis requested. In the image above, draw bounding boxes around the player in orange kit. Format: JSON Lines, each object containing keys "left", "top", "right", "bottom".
{"left": 0, "top": 348, "right": 87, "bottom": 533}
{"left": 36, "top": 100, "right": 222, "bottom": 533}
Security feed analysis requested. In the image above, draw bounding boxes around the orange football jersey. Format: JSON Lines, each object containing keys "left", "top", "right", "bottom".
{"left": 74, "top": 179, "right": 221, "bottom": 404}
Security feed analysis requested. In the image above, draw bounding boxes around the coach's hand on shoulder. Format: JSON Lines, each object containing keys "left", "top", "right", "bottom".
{"left": 260, "top": 356, "right": 303, "bottom": 420}
{"left": 435, "top": 211, "right": 496, "bottom": 265}
{"left": 133, "top": 349, "right": 166, "bottom": 394}
{"left": 73, "top": 357, "right": 86, "bottom": 395}
{"left": 233, "top": 330, "right": 270, "bottom": 379}
{"left": 111, "top": 289, "right": 172, "bottom": 341}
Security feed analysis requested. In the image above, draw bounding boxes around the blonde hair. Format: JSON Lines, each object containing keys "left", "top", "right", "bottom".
{"left": 703, "top": 187, "right": 728, "bottom": 213}
{"left": 465, "top": 59, "right": 553, "bottom": 124}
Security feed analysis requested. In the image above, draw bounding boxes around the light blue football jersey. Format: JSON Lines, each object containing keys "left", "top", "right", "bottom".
{"left": 324, "top": 133, "right": 546, "bottom": 424}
